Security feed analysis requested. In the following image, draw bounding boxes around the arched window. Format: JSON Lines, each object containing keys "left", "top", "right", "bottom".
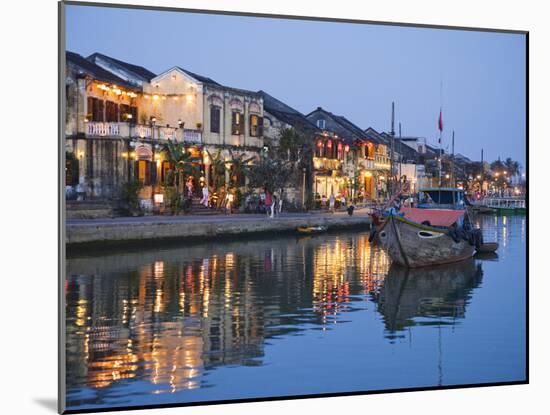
{"left": 210, "top": 106, "right": 221, "bottom": 133}
{"left": 249, "top": 114, "right": 263, "bottom": 137}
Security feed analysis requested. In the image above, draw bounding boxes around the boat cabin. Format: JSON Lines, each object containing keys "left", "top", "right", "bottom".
{"left": 417, "top": 188, "right": 470, "bottom": 210}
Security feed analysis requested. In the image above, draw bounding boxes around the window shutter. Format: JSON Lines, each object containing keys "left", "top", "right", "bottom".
{"left": 150, "top": 160, "right": 157, "bottom": 185}
{"left": 211, "top": 107, "right": 220, "bottom": 133}
{"left": 98, "top": 100, "right": 105, "bottom": 122}
{"left": 239, "top": 113, "right": 245, "bottom": 135}
{"left": 134, "top": 160, "right": 140, "bottom": 181}
{"left": 258, "top": 116, "right": 263, "bottom": 137}
{"left": 87, "top": 97, "right": 93, "bottom": 120}
{"left": 231, "top": 112, "right": 237, "bottom": 135}
{"left": 145, "top": 161, "right": 151, "bottom": 185}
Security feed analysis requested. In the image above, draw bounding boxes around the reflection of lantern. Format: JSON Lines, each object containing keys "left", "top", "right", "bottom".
{"left": 327, "top": 140, "right": 332, "bottom": 148}
{"left": 344, "top": 145, "right": 350, "bottom": 152}
{"left": 317, "top": 140, "right": 323, "bottom": 148}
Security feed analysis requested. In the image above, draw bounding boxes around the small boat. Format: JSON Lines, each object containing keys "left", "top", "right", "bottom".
{"left": 473, "top": 206, "right": 496, "bottom": 214}
{"left": 474, "top": 251, "right": 499, "bottom": 261}
{"left": 376, "top": 207, "right": 478, "bottom": 268}
{"left": 476, "top": 242, "right": 499, "bottom": 253}
{"left": 297, "top": 226, "right": 327, "bottom": 234}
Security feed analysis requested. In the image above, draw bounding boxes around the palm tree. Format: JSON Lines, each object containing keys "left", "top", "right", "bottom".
{"left": 227, "top": 149, "right": 255, "bottom": 188}
{"left": 504, "top": 157, "right": 521, "bottom": 177}
{"left": 165, "top": 140, "right": 201, "bottom": 193}
{"left": 205, "top": 149, "right": 226, "bottom": 191}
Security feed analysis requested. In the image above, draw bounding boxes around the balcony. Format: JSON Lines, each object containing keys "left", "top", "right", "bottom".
{"left": 313, "top": 157, "right": 343, "bottom": 171}
{"left": 358, "top": 158, "right": 375, "bottom": 170}
{"left": 84, "top": 122, "right": 202, "bottom": 144}
{"left": 374, "top": 155, "right": 391, "bottom": 170}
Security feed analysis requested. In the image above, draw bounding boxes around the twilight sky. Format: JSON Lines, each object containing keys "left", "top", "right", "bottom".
{"left": 66, "top": 4, "right": 526, "bottom": 166}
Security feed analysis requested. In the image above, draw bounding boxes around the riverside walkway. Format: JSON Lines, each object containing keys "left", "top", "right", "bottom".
{"left": 66, "top": 209, "right": 373, "bottom": 248}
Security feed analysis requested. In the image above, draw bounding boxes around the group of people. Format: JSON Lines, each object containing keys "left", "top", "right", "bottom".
{"left": 316, "top": 193, "right": 347, "bottom": 213}
{"left": 262, "top": 188, "right": 283, "bottom": 218}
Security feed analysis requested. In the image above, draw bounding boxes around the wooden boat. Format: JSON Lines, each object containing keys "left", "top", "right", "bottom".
{"left": 472, "top": 205, "right": 496, "bottom": 214}
{"left": 297, "top": 226, "right": 327, "bottom": 234}
{"left": 476, "top": 242, "right": 499, "bottom": 253}
{"left": 376, "top": 208, "right": 476, "bottom": 268}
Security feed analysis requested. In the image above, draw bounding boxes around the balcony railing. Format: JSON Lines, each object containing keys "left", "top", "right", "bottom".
{"left": 183, "top": 129, "right": 202, "bottom": 143}
{"left": 358, "top": 158, "right": 375, "bottom": 170}
{"left": 86, "top": 122, "right": 121, "bottom": 137}
{"left": 313, "top": 157, "right": 343, "bottom": 171}
{"left": 84, "top": 122, "right": 202, "bottom": 144}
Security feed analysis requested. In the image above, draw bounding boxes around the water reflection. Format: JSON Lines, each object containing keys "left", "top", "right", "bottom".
{"left": 65, "top": 215, "right": 525, "bottom": 410}
{"left": 375, "top": 260, "right": 483, "bottom": 335}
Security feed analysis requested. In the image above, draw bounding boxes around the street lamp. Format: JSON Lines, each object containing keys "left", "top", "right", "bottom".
{"left": 124, "top": 113, "right": 133, "bottom": 183}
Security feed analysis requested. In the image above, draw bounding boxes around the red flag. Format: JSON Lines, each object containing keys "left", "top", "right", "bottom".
{"left": 438, "top": 110, "right": 443, "bottom": 132}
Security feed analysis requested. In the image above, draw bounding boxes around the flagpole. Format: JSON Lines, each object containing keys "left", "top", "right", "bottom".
{"left": 438, "top": 81, "right": 443, "bottom": 187}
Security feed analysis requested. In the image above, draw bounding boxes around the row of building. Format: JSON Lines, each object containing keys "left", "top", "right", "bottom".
{"left": 65, "top": 51, "right": 449, "bottom": 211}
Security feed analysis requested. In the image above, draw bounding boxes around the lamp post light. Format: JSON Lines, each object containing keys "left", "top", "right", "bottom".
{"left": 178, "top": 119, "right": 184, "bottom": 143}
{"left": 149, "top": 116, "right": 157, "bottom": 206}
{"left": 125, "top": 113, "right": 133, "bottom": 183}
{"left": 302, "top": 167, "right": 307, "bottom": 211}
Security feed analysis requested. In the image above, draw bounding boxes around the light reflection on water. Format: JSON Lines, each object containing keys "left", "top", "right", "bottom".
{"left": 65, "top": 214, "right": 526, "bottom": 410}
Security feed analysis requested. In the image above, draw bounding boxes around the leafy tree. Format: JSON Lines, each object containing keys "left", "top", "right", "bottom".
{"left": 247, "top": 156, "right": 296, "bottom": 196}
{"left": 257, "top": 127, "right": 314, "bottom": 208}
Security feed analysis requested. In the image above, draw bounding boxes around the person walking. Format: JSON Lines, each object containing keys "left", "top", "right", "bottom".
{"left": 329, "top": 193, "right": 336, "bottom": 213}
{"left": 225, "top": 191, "right": 234, "bottom": 214}
{"left": 272, "top": 193, "right": 278, "bottom": 217}
{"left": 200, "top": 184, "right": 209, "bottom": 207}
{"left": 265, "top": 188, "right": 273, "bottom": 218}
{"left": 186, "top": 177, "right": 194, "bottom": 198}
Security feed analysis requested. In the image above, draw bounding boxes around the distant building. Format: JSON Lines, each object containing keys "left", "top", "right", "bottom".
{"left": 306, "top": 108, "right": 388, "bottom": 201}
{"left": 259, "top": 90, "right": 321, "bottom": 208}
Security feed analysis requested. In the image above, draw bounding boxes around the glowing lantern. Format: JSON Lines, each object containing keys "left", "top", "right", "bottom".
{"left": 338, "top": 143, "right": 343, "bottom": 151}
{"left": 344, "top": 145, "right": 350, "bottom": 152}
{"left": 327, "top": 140, "right": 332, "bottom": 148}
{"left": 317, "top": 140, "right": 323, "bottom": 148}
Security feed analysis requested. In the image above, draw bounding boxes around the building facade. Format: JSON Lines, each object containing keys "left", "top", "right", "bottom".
{"left": 65, "top": 52, "right": 265, "bottom": 211}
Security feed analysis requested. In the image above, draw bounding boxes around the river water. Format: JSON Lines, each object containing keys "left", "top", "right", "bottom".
{"left": 65, "top": 214, "right": 526, "bottom": 410}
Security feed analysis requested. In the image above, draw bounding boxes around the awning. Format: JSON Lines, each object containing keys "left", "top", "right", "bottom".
{"left": 400, "top": 207, "right": 465, "bottom": 227}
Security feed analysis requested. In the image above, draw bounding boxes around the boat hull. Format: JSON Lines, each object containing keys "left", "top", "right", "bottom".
{"left": 377, "top": 214, "right": 475, "bottom": 268}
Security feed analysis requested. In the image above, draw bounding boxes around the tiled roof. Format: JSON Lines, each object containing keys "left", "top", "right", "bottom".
{"left": 87, "top": 52, "right": 157, "bottom": 81}
{"left": 175, "top": 66, "right": 221, "bottom": 86}
{"left": 66, "top": 51, "right": 138, "bottom": 90}
{"left": 259, "top": 90, "right": 320, "bottom": 135}
{"left": 364, "top": 127, "right": 388, "bottom": 145}
{"left": 305, "top": 107, "right": 365, "bottom": 145}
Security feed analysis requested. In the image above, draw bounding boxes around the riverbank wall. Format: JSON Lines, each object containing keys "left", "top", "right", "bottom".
{"left": 66, "top": 214, "right": 372, "bottom": 251}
